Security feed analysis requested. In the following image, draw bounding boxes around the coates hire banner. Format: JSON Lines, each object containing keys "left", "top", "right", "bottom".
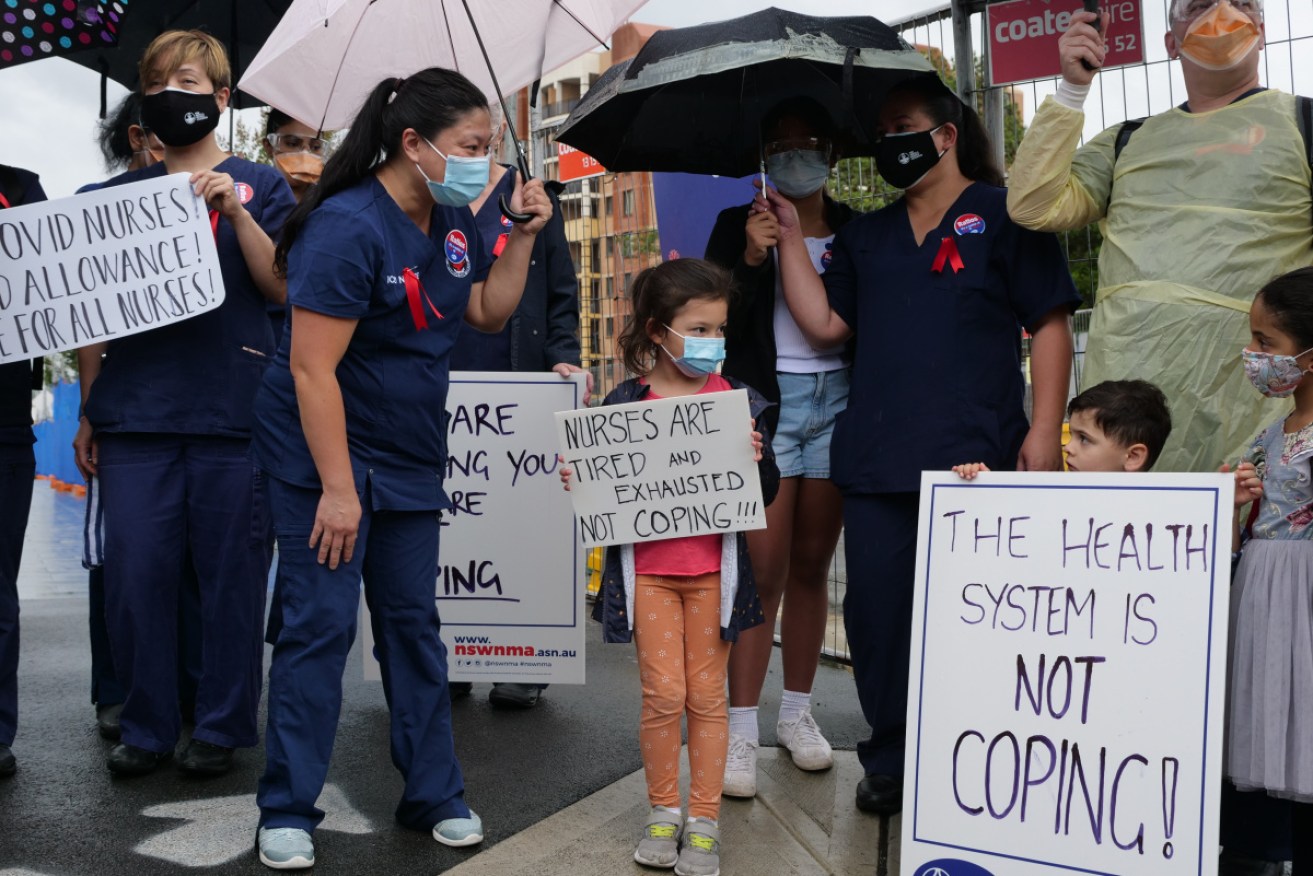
{"left": 988, "top": 0, "right": 1144, "bottom": 87}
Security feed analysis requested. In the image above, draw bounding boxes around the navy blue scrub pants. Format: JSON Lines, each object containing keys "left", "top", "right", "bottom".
{"left": 843, "top": 492, "right": 920, "bottom": 778}
{"left": 96, "top": 433, "right": 268, "bottom": 753}
{"left": 0, "top": 443, "right": 35, "bottom": 748}
{"left": 258, "top": 476, "right": 469, "bottom": 834}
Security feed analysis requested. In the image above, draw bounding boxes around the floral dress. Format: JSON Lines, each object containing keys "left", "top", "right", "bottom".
{"left": 1228, "top": 416, "right": 1313, "bottom": 801}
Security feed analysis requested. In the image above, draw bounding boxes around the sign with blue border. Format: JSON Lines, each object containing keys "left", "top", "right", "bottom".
{"left": 364, "top": 371, "right": 587, "bottom": 684}
{"left": 902, "top": 472, "right": 1229, "bottom": 876}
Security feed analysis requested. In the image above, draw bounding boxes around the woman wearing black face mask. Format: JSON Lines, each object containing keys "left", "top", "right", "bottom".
{"left": 704, "top": 98, "right": 855, "bottom": 799}
{"left": 759, "top": 75, "right": 1080, "bottom": 817}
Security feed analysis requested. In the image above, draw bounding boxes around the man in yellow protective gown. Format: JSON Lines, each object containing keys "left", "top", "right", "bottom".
{"left": 1007, "top": 0, "right": 1312, "bottom": 474}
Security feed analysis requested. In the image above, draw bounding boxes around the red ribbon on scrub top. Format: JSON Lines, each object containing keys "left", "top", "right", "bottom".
{"left": 404, "top": 267, "right": 444, "bottom": 331}
{"left": 0, "top": 192, "right": 10, "bottom": 209}
{"left": 931, "top": 236, "right": 964, "bottom": 274}
{"left": 209, "top": 209, "right": 220, "bottom": 241}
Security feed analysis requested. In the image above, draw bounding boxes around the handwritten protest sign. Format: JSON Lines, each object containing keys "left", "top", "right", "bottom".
{"left": 0, "top": 173, "right": 223, "bottom": 366}
{"left": 364, "top": 372, "right": 587, "bottom": 684}
{"left": 902, "top": 472, "right": 1230, "bottom": 876}
{"left": 554, "top": 389, "right": 765, "bottom": 547}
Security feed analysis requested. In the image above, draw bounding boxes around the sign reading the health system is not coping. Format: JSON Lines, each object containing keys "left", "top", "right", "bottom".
{"left": 364, "top": 372, "right": 587, "bottom": 685}
{"left": 555, "top": 389, "right": 765, "bottom": 546}
{"left": 903, "top": 472, "right": 1230, "bottom": 876}
{"left": 0, "top": 173, "right": 223, "bottom": 365}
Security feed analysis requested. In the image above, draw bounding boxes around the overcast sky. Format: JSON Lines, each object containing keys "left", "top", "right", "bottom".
{"left": 2, "top": 0, "right": 1310, "bottom": 199}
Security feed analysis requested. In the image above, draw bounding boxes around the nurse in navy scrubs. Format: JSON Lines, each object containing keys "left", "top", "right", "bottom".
{"left": 249, "top": 69, "right": 551, "bottom": 871}
{"left": 72, "top": 30, "right": 295, "bottom": 779}
{"left": 762, "top": 75, "right": 1079, "bottom": 817}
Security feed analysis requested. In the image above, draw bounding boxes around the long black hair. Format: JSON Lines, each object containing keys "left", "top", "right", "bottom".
{"left": 97, "top": 92, "right": 145, "bottom": 171}
{"left": 887, "top": 76, "right": 1004, "bottom": 187}
{"left": 1257, "top": 267, "right": 1313, "bottom": 350}
{"left": 274, "top": 67, "right": 488, "bottom": 276}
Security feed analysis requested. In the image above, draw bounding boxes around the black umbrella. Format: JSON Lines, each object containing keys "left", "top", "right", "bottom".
{"left": 64, "top": 0, "right": 295, "bottom": 115}
{"left": 556, "top": 7, "right": 938, "bottom": 177}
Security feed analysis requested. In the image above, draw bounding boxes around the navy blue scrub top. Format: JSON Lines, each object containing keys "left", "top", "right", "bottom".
{"left": 0, "top": 166, "right": 45, "bottom": 447}
{"left": 83, "top": 157, "right": 296, "bottom": 437}
{"left": 823, "top": 182, "right": 1079, "bottom": 495}
{"left": 251, "top": 176, "right": 492, "bottom": 512}
{"left": 449, "top": 170, "right": 516, "bottom": 371}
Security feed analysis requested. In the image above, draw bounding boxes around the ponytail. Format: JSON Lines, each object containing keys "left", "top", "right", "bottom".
{"left": 275, "top": 68, "right": 488, "bottom": 276}
{"left": 886, "top": 75, "right": 1004, "bottom": 188}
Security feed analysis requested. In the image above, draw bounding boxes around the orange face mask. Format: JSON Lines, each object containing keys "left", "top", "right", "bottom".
{"left": 1179, "top": 1, "right": 1261, "bottom": 71}
{"left": 274, "top": 151, "right": 324, "bottom": 185}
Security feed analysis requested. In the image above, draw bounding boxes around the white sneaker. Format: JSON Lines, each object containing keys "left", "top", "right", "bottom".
{"left": 777, "top": 709, "right": 833, "bottom": 771}
{"left": 722, "top": 733, "right": 757, "bottom": 798}
{"left": 257, "top": 827, "right": 314, "bottom": 870}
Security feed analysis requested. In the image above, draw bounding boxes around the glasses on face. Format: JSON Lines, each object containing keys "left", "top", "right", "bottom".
{"left": 763, "top": 137, "right": 832, "bottom": 158}
{"left": 1171, "top": 0, "right": 1261, "bottom": 22}
{"left": 266, "top": 133, "right": 330, "bottom": 156}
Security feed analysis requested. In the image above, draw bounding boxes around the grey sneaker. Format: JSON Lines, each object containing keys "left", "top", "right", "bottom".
{"left": 634, "top": 807, "right": 682, "bottom": 868}
{"left": 433, "top": 810, "right": 484, "bottom": 847}
{"left": 257, "top": 827, "right": 314, "bottom": 870}
{"left": 675, "top": 818, "right": 720, "bottom": 876}
{"left": 776, "top": 709, "right": 833, "bottom": 771}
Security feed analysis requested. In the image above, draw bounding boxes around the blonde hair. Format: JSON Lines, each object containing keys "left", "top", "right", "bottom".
{"left": 139, "top": 30, "right": 231, "bottom": 92}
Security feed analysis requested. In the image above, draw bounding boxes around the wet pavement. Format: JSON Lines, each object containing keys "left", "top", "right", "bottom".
{"left": 2, "top": 483, "right": 880, "bottom": 875}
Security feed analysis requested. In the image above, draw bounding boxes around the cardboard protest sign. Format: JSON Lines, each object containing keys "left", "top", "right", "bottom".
{"left": 902, "top": 472, "right": 1230, "bottom": 876}
{"left": 0, "top": 173, "right": 223, "bottom": 365}
{"left": 364, "top": 372, "right": 587, "bottom": 684}
{"left": 554, "top": 388, "right": 765, "bottom": 546}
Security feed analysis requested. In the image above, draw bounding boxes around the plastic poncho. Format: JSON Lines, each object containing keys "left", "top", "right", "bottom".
{"left": 1008, "top": 89, "right": 1313, "bottom": 472}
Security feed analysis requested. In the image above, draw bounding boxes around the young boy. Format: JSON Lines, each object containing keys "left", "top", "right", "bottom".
{"left": 955, "top": 379, "right": 1172, "bottom": 477}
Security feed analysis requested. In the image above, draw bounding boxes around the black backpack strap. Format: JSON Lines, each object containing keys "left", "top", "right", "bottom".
{"left": 1113, "top": 118, "right": 1147, "bottom": 162}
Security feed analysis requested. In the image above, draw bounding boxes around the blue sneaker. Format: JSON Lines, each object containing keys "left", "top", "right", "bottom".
{"left": 257, "top": 827, "right": 314, "bottom": 870}
{"left": 433, "top": 810, "right": 484, "bottom": 847}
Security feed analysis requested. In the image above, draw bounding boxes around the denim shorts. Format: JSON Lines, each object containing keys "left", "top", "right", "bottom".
{"left": 773, "top": 369, "right": 850, "bottom": 479}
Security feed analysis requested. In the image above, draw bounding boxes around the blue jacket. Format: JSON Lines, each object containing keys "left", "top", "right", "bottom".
{"left": 590, "top": 375, "right": 780, "bottom": 644}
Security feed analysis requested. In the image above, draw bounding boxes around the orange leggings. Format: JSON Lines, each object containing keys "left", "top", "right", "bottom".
{"left": 634, "top": 572, "right": 730, "bottom": 820}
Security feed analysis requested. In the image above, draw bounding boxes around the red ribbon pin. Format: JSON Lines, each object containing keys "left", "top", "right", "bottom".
{"left": 209, "top": 209, "right": 220, "bottom": 241}
{"left": 404, "top": 267, "right": 444, "bottom": 331}
{"left": 931, "top": 236, "right": 965, "bottom": 274}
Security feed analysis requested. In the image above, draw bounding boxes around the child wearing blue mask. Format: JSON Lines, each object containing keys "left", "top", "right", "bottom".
{"left": 560, "top": 258, "right": 779, "bottom": 876}
{"left": 1228, "top": 266, "right": 1313, "bottom": 874}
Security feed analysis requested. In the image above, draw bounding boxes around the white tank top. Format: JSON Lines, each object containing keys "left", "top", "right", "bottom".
{"left": 773, "top": 234, "right": 844, "bottom": 373}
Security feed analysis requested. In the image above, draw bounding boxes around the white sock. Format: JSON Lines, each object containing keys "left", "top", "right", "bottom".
{"left": 779, "top": 689, "right": 812, "bottom": 725}
{"left": 655, "top": 805, "right": 681, "bottom": 816}
{"left": 728, "top": 706, "right": 759, "bottom": 744}
{"left": 688, "top": 816, "right": 717, "bottom": 827}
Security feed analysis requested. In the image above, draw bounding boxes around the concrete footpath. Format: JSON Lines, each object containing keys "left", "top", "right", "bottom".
{"left": 1, "top": 483, "right": 895, "bottom": 875}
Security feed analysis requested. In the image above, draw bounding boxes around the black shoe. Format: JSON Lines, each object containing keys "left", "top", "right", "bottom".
{"left": 106, "top": 742, "right": 171, "bottom": 776}
{"left": 177, "top": 739, "right": 233, "bottom": 776}
{"left": 449, "top": 681, "right": 473, "bottom": 700}
{"left": 1219, "top": 853, "right": 1285, "bottom": 876}
{"left": 96, "top": 703, "right": 124, "bottom": 741}
{"left": 0, "top": 743, "right": 15, "bottom": 777}
{"left": 856, "top": 774, "right": 903, "bottom": 815}
{"left": 488, "top": 683, "right": 541, "bottom": 709}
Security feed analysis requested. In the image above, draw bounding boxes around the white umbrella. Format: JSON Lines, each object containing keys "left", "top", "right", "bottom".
{"left": 238, "top": 0, "right": 650, "bottom": 132}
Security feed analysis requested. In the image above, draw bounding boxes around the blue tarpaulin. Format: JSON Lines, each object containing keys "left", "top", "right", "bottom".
{"left": 33, "top": 379, "right": 81, "bottom": 487}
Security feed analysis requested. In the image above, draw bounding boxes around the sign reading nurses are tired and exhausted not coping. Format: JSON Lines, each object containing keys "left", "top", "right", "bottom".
{"left": 902, "top": 472, "right": 1230, "bottom": 876}
{"left": 0, "top": 173, "right": 223, "bottom": 365}
{"left": 555, "top": 389, "right": 766, "bottom": 547}
{"left": 987, "top": 0, "right": 1144, "bottom": 87}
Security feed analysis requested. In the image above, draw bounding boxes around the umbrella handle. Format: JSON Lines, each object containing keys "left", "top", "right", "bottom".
{"left": 499, "top": 152, "right": 534, "bottom": 225}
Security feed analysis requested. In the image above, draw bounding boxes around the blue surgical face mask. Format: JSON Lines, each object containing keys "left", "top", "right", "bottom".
{"left": 416, "top": 138, "right": 490, "bottom": 207}
{"left": 662, "top": 325, "right": 726, "bottom": 377}
{"left": 765, "top": 149, "right": 831, "bottom": 199}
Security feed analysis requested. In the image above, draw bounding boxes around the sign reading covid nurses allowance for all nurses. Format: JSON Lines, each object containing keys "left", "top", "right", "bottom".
{"left": 362, "top": 372, "right": 588, "bottom": 685}
{"left": 0, "top": 173, "right": 223, "bottom": 365}
{"left": 902, "top": 472, "right": 1230, "bottom": 876}
{"left": 987, "top": 0, "right": 1144, "bottom": 87}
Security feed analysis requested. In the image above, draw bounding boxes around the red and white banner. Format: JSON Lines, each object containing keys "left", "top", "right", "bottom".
{"left": 987, "top": 0, "right": 1144, "bottom": 87}
{"left": 556, "top": 142, "right": 606, "bottom": 183}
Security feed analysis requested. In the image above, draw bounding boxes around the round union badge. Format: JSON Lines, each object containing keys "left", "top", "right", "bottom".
{"left": 953, "top": 213, "right": 986, "bottom": 235}
{"left": 444, "top": 229, "right": 471, "bottom": 278}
